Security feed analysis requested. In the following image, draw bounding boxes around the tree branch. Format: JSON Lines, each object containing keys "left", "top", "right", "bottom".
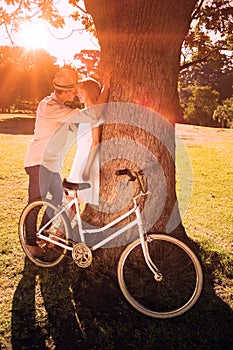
{"left": 4, "top": 24, "right": 15, "bottom": 46}
{"left": 191, "top": 0, "right": 205, "bottom": 20}
{"left": 180, "top": 46, "right": 226, "bottom": 71}
{"left": 70, "top": 0, "right": 89, "bottom": 14}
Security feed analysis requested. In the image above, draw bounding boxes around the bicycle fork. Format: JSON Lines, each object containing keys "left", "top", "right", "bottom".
{"left": 135, "top": 205, "right": 163, "bottom": 282}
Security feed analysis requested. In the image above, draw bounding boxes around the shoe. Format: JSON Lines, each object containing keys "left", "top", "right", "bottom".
{"left": 28, "top": 245, "right": 44, "bottom": 257}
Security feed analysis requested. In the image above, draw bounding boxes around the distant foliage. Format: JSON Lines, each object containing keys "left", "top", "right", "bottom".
{"left": 213, "top": 97, "right": 233, "bottom": 128}
{"left": 0, "top": 46, "right": 59, "bottom": 113}
{"left": 179, "top": 58, "right": 233, "bottom": 103}
{"left": 73, "top": 49, "right": 100, "bottom": 78}
{"left": 180, "top": 85, "right": 219, "bottom": 126}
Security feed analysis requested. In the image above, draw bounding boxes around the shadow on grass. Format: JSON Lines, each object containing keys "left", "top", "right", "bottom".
{"left": 0, "top": 117, "right": 35, "bottom": 135}
{"left": 11, "top": 245, "right": 233, "bottom": 350}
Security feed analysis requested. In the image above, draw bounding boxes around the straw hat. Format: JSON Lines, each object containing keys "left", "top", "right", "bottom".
{"left": 53, "top": 69, "right": 78, "bottom": 90}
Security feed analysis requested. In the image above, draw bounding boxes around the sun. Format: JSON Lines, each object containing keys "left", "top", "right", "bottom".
{"left": 18, "top": 21, "right": 49, "bottom": 51}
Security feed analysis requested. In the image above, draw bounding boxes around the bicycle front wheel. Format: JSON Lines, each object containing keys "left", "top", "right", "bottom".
{"left": 118, "top": 234, "right": 203, "bottom": 318}
{"left": 19, "top": 200, "right": 71, "bottom": 268}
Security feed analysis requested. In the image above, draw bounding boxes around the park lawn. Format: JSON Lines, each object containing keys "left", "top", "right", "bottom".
{"left": 182, "top": 142, "right": 232, "bottom": 252}
{"left": 0, "top": 133, "right": 30, "bottom": 347}
{"left": 177, "top": 141, "right": 233, "bottom": 307}
{"left": 0, "top": 116, "right": 232, "bottom": 349}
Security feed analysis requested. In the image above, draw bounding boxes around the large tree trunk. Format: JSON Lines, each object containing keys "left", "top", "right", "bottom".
{"left": 82, "top": 0, "right": 198, "bottom": 244}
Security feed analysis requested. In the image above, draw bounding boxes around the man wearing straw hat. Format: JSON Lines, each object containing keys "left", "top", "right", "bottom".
{"left": 24, "top": 68, "right": 110, "bottom": 256}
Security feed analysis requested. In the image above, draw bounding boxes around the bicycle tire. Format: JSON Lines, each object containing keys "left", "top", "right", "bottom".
{"left": 19, "top": 200, "right": 71, "bottom": 268}
{"left": 117, "top": 234, "right": 203, "bottom": 318}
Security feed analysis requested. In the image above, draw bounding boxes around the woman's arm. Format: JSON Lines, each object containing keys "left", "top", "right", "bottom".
{"left": 92, "top": 72, "right": 112, "bottom": 120}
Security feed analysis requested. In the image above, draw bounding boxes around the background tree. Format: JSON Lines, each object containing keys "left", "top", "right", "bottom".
{"left": 180, "top": 85, "right": 220, "bottom": 125}
{"left": 178, "top": 0, "right": 233, "bottom": 126}
{"left": 179, "top": 55, "right": 233, "bottom": 103}
{"left": 213, "top": 97, "right": 233, "bottom": 128}
{"left": 178, "top": 44, "right": 233, "bottom": 126}
{"left": 213, "top": 105, "right": 229, "bottom": 128}
{"left": 0, "top": 46, "right": 58, "bottom": 112}
{"left": 181, "top": 0, "right": 232, "bottom": 71}
{"left": 73, "top": 49, "right": 100, "bottom": 77}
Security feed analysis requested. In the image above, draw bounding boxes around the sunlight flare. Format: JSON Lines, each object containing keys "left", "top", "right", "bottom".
{"left": 18, "top": 21, "right": 49, "bottom": 50}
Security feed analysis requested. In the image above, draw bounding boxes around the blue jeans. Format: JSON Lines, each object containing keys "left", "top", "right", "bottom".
{"left": 25, "top": 165, "right": 63, "bottom": 245}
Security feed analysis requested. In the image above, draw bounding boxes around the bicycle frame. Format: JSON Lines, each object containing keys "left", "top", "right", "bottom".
{"left": 65, "top": 192, "right": 143, "bottom": 250}
{"left": 36, "top": 190, "right": 160, "bottom": 277}
{"left": 75, "top": 194, "right": 141, "bottom": 251}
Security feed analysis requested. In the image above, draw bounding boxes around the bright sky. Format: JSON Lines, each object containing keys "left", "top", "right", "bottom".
{"left": 0, "top": 0, "right": 99, "bottom": 66}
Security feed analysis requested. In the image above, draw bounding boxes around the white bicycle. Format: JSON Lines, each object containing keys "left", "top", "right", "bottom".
{"left": 19, "top": 169, "right": 203, "bottom": 318}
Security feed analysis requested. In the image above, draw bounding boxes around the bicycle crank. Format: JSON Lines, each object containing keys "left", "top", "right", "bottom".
{"left": 72, "top": 243, "right": 92, "bottom": 268}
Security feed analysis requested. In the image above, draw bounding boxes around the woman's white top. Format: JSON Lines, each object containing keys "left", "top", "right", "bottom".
{"left": 69, "top": 123, "right": 100, "bottom": 205}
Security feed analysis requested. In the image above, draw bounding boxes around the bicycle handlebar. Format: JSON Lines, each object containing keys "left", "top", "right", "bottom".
{"left": 115, "top": 169, "right": 136, "bottom": 181}
{"left": 115, "top": 169, "right": 147, "bottom": 193}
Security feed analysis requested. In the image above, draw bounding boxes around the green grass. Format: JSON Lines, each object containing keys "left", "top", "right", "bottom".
{"left": 0, "top": 115, "right": 232, "bottom": 349}
{"left": 177, "top": 141, "right": 233, "bottom": 310}
{"left": 0, "top": 132, "right": 31, "bottom": 349}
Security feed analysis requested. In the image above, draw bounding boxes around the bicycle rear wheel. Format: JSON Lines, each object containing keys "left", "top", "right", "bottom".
{"left": 19, "top": 200, "right": 71, "bottom": 268}
{"left": 118, "top": 234, "right": 203, "bottom": 318}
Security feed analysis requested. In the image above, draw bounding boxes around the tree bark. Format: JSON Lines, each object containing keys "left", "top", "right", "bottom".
{"left": 85, "top": 0, "right": 197, "bottom": 122}
{"left": 82, "top": 0, "right": 198, "bottom": 243}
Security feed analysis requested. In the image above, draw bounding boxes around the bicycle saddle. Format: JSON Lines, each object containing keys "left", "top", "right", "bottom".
{"left": 63, "top": 178, "right": 91, "bottom": 191}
